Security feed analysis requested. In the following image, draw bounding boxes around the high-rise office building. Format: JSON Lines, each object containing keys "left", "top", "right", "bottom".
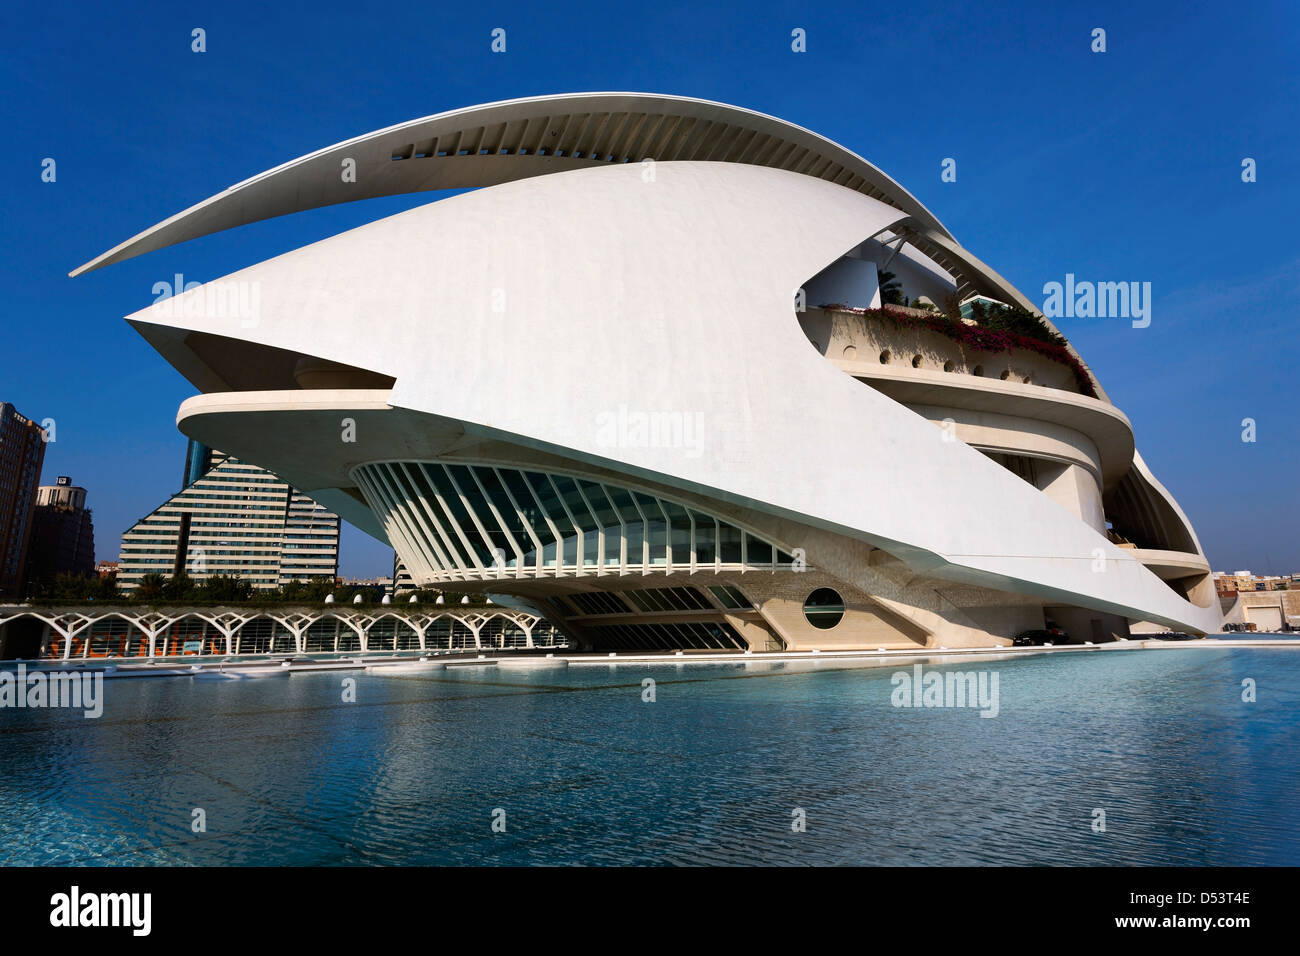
{"left": 24, "top": 476, "right": 96, "bottom": 588}
{"left": 0, "top": 402, "right": 47, "bottom": 599}
{"left": 393, "top": 554, "right": 415, "bottom": 594}
{"left": 117, "top": 440, "right": 340, "bottom": 592}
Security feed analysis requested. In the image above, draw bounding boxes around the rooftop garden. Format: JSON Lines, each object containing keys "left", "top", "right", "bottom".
{"left": 817, "top": 291, "right": 1097, "bottom": 398}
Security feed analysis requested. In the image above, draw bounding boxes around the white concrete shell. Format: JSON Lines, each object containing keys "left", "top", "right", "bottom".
{"left": 72, "top": 92, "right": 952, "bottom": 275}
{"left": 80, "top": 93, "right": 1220, "bottom": 648}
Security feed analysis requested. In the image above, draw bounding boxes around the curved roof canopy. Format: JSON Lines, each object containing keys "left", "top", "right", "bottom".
{"left": 71, "top": 92, "right": 954, "bottom": 276}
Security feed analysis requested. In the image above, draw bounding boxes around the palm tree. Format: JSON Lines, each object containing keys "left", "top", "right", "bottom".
{"left": 136, "top": 573, "right": 166, "bottom": 601}
{"left": 163, "top": 571, "right": 194, "bottom": 600}
{"left": 877, "top": 270, "right": 904, "bottom": 306}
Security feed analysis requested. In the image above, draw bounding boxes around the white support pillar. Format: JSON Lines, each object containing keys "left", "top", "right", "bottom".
{"left": 339, "top": 615, "right": 367, "bottom": 653}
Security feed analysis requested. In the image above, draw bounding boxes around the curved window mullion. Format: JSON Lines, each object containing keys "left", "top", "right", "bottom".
{"left": 361, "top": 465, "right": 443, "bottom": 581}
{"left": 573, "top": 479, "right": 616, "bottom": 573}
{"left": 522, "top": 471, "right": 574, "bottom": 573}
{"left": 390, "top": 463, "right": 465, "bottom": 579}
{"left": 422, "top": 465, "right": 487, "bottom": 578}
{"left": 491, "top": 467, "right": 548, "bottom": 577}
{"left": 467, "top": 465, "right": 528, "bottom": 577}
{"left": 590, "top": 482, "right": 627, "bottom": 571}
{"left": 630, "top": 490, "right": 651, "bottom": 571}
{"left": 546, "top": 474, "right": 592, "bottom": 575}
{"left": 444, "top": 464, "right": 506, "bottom": 576}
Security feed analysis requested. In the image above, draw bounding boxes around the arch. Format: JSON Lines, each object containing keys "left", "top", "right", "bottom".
{"left": 230, "top": 613, "right": 298, "bottom": 655}
{"left": 3, "top": 605, "right": 560, "bottom": 660}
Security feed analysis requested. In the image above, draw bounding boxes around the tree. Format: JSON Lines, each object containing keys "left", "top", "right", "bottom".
{"left": 163, "top": 571, "right": 195, "bottom": 601}
{"left": 31, "top": 572, "right": 117, "bottom": 603}
{"left": 941, "top": 292, "right": 963, "bottom": 320}
{"left": 877, "top": 270, "right": 904, "bottom": 306}
{"left": 978, "top": 303, "right": 1065, "bottom": 346}
{"left": 136, "top": 573, "right": 166, "bottom": 601}
{"left": 200, "top": 574, "right": 252, "bottom": 603}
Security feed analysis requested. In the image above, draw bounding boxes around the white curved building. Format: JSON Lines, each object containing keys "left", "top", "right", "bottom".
{"left": 77, "top": 93, "right": 1221, "bottom": 651}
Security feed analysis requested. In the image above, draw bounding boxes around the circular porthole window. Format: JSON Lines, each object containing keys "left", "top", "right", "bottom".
{"left": 803, "top": 587, "right": 845, "bottom": 630}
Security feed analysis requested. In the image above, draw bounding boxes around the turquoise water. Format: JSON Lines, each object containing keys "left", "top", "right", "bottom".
{"left": 1, "top": 647, "right": 1297, "bottom": 865}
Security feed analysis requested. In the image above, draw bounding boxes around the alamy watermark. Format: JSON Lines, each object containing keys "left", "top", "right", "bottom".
{"left": 50, "top": 886, "right": 150, "bottom": 936}
{"left": 891, "top": 663, "right": 999, "bottom": 718}
{"left": 152, "top": 273, "right": 261, "bottom": 328}
{"left": 1041, "top": 274, "right": 1151, "bottom": 328}
{"left": 0, "top": 664, "right": 103, "bottom": 718}
{"left": 594, "top": 404, "right": 706, "bottom": 458}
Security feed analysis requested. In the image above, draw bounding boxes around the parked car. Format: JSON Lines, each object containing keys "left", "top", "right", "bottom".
{"left": 1012, "top": 627, "right": 1069, "bottom": 646}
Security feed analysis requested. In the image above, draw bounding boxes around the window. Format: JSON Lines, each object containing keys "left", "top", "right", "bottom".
{"left": 568, "top": 591, "right": 630, "bottom": 616}
{"left": 708, "top": 584, "right": 753, "bottom": 609}
{"left": 803, "top": 588, "right": 844, "bottom": 629}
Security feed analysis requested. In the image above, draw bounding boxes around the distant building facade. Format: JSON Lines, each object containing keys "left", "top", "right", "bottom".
{"left": 24, "top": 476, "right": 95, "bottom": 588}
{"left": 0, "top": 402, "right": 47, "bottom": 599}
{"left": 1221, "top": 588, "right": 1300, "bottom": 633}
{"left": 117, "top": 440, "right": 341, "bottom": 592}
{"left": 1214, "top": 570, "right": 1293, "bottom": 596}
{"left": 340, "top": 575, "right": 394, "bottom": 589}
{"left": 393, "top": 554, "right": 415, "bottom": 594}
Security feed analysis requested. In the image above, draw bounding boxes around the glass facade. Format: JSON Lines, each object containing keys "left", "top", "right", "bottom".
{"left": 118, "top": 450, "right": 340, "bottom": 591}
{"left": 585, "top": 620, "right": 748, "bottom": 651}
{"left": 354, "top": 461, "right": 804, "bottom": 584}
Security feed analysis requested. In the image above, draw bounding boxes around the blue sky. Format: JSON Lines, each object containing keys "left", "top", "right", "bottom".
{"left": 2, "top": 0, "right": 1296, "bottom": 576}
